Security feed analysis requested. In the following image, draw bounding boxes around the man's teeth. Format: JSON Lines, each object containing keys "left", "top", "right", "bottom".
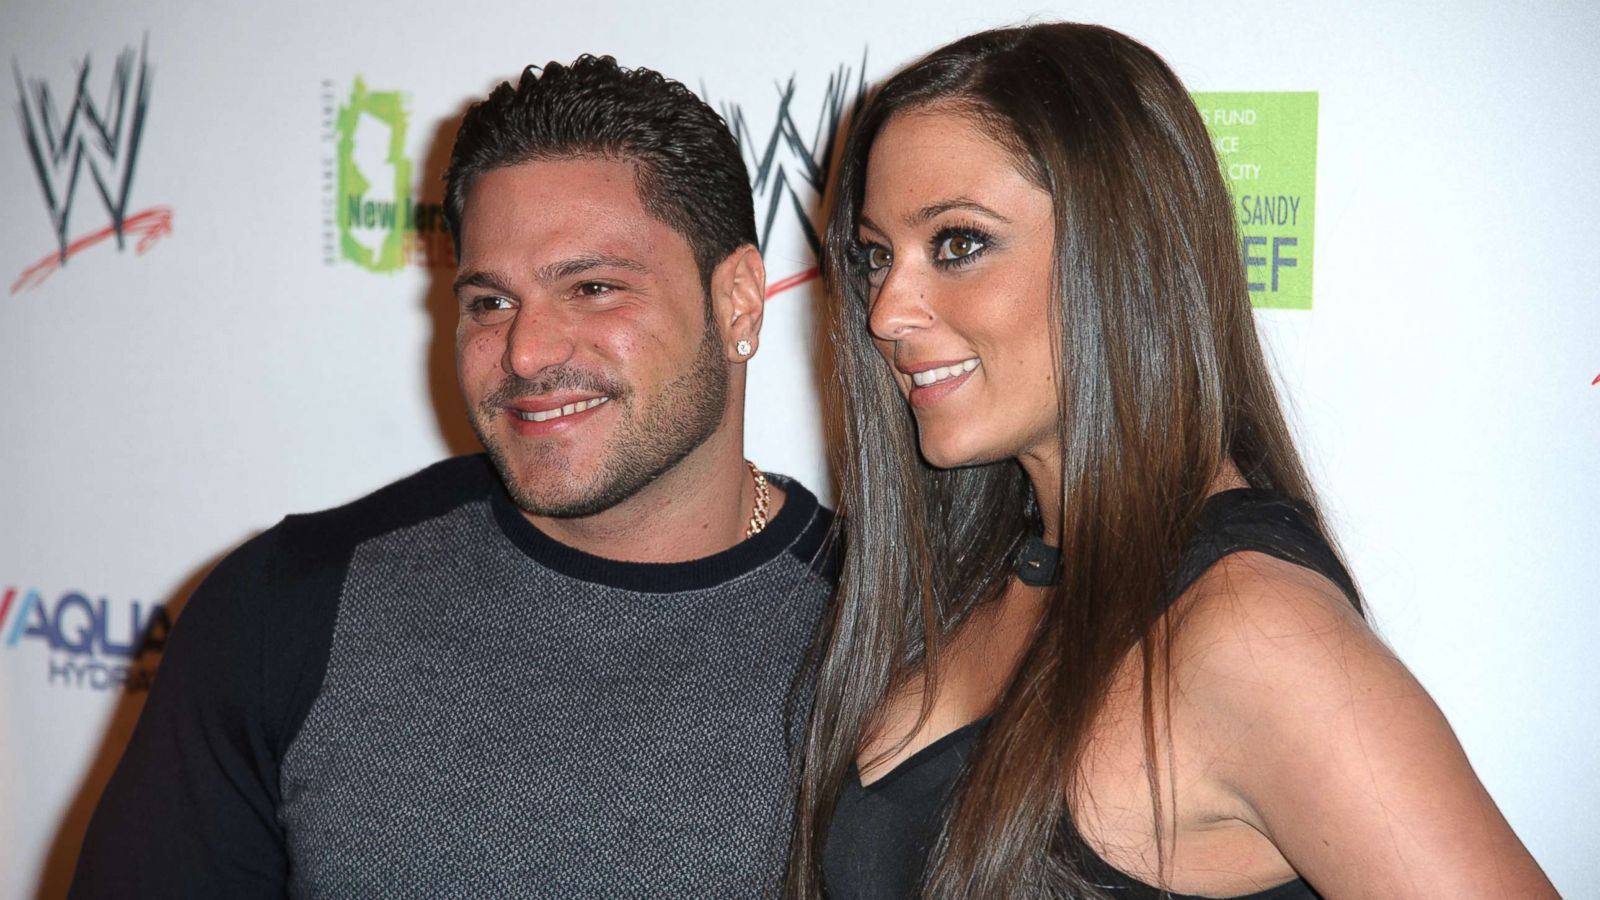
{"left": 514, "top": 397, "right": 609, "bottom": 423}
{"left": 911, "top": 358, "right": 979, "bottom": 387}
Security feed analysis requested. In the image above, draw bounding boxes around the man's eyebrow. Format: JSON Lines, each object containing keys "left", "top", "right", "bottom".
{"left": 453, "top": 269, "right": 516, "bottom": 296}
{"left": 453, "top": 256, "right": 650, "bottom": 295}
{"left": 907, "top": 198, "right": 1012, "bottom": 227}
{"left": 535, "top": 254, "right": 649, "bottom": 283}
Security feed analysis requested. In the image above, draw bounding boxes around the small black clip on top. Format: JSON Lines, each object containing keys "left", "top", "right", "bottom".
{"left": 1014, "top": 535, "right": 1061, "bottom": 587}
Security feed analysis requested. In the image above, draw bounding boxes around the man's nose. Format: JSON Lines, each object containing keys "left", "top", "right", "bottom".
{"left": 503, "top": 304, "right": 576, "bottom": 379}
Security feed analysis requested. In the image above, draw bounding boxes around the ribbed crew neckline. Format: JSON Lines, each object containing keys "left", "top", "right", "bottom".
{"left": 488, "top": 472, "right": 825, "bottom": 593}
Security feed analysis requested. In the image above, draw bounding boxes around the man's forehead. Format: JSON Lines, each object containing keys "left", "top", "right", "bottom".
{"left": 457, "top": 157, "right": 672, "bottom": 271}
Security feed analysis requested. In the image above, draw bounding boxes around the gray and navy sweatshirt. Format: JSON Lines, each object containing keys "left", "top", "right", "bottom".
{"left": 71, "top": 454, "right": 834, "bottom": 898}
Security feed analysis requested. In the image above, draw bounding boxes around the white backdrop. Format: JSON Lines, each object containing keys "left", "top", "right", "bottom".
{"left": 2, "top": 1, "right": 1597, "bottom": 896}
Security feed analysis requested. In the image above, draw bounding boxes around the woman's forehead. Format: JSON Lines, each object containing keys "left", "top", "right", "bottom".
{"left": 860, "top": 110, "right": 1046, "bottom": 231}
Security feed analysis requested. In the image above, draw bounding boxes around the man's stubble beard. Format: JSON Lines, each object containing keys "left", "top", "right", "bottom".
{"left": 471, "top": 314, "right": 731, "bottom": 519}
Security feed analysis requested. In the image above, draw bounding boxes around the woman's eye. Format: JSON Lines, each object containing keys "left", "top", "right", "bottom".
{"left": 935, "top": 233, "right": 985, "bottom": 261}
{"left": 864, "top": 245, "right": 893, "bottom": 271}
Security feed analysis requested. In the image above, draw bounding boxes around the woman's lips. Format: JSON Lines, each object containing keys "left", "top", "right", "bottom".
{"left": 904, "top": 358, "right": 980, "bottom": 408}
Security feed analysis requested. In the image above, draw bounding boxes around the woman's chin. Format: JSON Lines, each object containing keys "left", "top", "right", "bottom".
{"left": 916, "top": 437, "right": 1005, "bottom": 471}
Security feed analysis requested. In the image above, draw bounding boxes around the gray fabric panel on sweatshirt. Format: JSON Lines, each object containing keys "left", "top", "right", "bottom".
{"left": 279, "top": 498, "right": 828, "bottom": 899}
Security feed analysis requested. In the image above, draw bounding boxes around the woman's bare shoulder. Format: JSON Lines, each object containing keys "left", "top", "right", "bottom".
{"left": 1165, "top": 551, "right": 1555, "bottom": 898}
{"left": 1172, "top": 549, "right": 1376, "bottom": 696}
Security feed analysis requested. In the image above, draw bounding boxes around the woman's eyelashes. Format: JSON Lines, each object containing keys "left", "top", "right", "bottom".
{"left": 930, "top": 225, "right": 991, "bottom": 269}
{"left": 854, "top": 241, "right": 893, "bottom": 273}
{"left": 853, "top": 224, "right": 995, "bottom": 279}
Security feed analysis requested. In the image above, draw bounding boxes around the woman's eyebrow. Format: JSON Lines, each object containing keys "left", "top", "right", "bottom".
{"left": 907, "top": 198, "right": 1012, "bottom": 227}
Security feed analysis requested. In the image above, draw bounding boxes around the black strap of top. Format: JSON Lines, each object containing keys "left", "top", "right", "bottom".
{"left": 1169, "top": 488, "right": 1358, "bottom": 608}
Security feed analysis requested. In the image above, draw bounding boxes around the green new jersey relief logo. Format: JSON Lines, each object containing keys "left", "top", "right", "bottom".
{"left": 321, "top": 78, "right": 453, "bottom": 271}
{"left": 1195, "top": 92, "right": 1318, "bottom": 310}
{"left": 336, "top": 78, "right": 412, "bottom": 272}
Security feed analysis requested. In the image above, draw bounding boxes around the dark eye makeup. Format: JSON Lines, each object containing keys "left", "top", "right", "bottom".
{"left": 847, "top": 219, "right": 996, "bottom": 285}
{"left": 930, "top": 223, "right": 993, "bottom": 269}
{"left": 847, "top": 238, "right": 889, "bottom": 273}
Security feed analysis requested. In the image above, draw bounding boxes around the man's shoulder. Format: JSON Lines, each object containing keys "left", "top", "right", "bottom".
{"left": 202, "top": 454, "right": 500, "bottom": 598}
{"left": 174, "top": 455, "right": 502, "bottom": 655}
{"left": 274, "top": 454, "right": 499, "bottom": 555}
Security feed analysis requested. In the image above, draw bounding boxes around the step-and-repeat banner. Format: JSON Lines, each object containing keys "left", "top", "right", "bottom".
{"left": 3, "top": 1, "right": 1596, "bottom": 895}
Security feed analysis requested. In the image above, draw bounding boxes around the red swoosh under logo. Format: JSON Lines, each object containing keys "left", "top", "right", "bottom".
{"left": 11, "top": 205, "right": 174, "bottom": 295}
{"left": 766, "top": 266, "right": 819, "bottom": 299}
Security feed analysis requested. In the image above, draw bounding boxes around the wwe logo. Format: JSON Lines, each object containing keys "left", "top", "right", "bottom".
{"left": 11, "top": 37, "right": 170, "bottom": 293}
{"left": 721, "top": 54, "right": 866, "bottom": 297}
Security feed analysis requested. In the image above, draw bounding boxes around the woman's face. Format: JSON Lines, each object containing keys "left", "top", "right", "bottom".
{"left": 857, "top": 107, "right": 1059, "bottom": 469}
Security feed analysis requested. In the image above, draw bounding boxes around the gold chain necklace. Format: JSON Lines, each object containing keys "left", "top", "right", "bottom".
{"left": 745, "top": 460, "right": 770, "bottom": 538}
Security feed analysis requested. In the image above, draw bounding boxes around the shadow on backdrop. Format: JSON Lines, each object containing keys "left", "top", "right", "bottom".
{"left": 32, "top": 552, "right": 227, "bottom": 900}
{"left": 418, "top": 105, "right": 483, "bottom": 459}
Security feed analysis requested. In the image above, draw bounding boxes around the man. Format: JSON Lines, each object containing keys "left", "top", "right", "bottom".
{"left": 72, "top": 56, "right": 833, "bottom": 897}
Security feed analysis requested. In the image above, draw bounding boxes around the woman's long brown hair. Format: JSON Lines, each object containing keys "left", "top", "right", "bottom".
{"left": 787, "top": 23, "right": 1358, "bottom": 898}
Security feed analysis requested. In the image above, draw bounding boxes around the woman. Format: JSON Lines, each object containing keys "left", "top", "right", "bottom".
{"left": 788, "top": 23, "right": 1555, "bottom": 899}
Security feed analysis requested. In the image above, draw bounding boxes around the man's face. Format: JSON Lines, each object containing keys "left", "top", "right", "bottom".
{"left": 454, "top": 157, "right": 729, "bottom": 519}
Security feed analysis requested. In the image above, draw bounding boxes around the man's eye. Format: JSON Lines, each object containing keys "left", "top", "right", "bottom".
{"left": 576, "top": 282, "right": 616, "bottom": 297}
{"left": 465, "top": 295, "right": 515, "bottom": 324}
{"left": 470, "top": 296, "right": 513, "bottom": 312}
{"left": 935, "top": 233, "right": 985, "bottom": 261}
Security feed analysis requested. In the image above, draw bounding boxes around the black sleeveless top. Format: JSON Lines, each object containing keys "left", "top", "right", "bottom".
{"left": 822, "top": 489, "right": 1357, "bottom": 899}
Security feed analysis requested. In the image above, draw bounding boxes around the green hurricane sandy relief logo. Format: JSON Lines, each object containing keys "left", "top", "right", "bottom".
{"left": 322, "top": 77, "right": 452, "bottom": 271}
{"left": 1195, "top": 92, "right": 1318, "bottom": 310}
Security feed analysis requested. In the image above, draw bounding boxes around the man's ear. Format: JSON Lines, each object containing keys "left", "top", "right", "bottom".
{"left": 709, "top": 244, "right": 767, "bottom": 363}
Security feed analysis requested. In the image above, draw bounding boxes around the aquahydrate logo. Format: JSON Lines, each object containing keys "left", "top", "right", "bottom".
{"left": 0, "top": 585, "right": 170, "bottom": 691}
{"left": 11, "top": 37, "right": 174, "bottom": 295}
{"left": 720, "top": 54, "right": 867, "bottom": 299}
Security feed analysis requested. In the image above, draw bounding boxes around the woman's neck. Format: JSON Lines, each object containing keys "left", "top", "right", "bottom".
{"left": 1015, "top": 450, "right": 1250, "bottom": 547}
{"left": 1016, "top": 445, "right": 1064, "bottom": 545}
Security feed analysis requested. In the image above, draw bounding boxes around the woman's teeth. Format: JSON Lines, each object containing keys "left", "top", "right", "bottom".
{"left": 515, "top": 396, "right": 609, "bottom": 423}
{"left": 911, "top": 358, "right": 979, "bottom": 387}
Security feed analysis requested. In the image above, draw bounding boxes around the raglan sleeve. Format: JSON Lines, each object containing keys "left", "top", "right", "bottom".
{"left": 69, "top": 523, "right": 308, "bottom": 898}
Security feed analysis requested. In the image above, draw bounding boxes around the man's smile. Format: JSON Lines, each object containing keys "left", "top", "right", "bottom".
{"left": 509, "top": 395, "right": 611, "bottom": 423}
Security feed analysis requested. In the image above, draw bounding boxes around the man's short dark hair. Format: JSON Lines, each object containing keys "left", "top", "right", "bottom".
{"left": 444, "top": 55, "right": 757, "bottom": 286}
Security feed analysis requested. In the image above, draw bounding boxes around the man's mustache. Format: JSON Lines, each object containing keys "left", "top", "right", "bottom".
{"left": 481, "top": 368, "right": 629, "bottom": 412}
